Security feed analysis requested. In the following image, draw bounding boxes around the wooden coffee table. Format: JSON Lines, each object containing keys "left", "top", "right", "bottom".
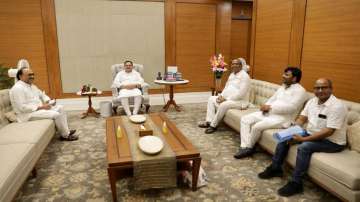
{"left": 106, "top": 113, "right": 201, "bottom": 202}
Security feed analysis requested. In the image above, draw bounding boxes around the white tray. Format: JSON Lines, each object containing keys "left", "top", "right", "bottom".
{"left": 138, "top": 136, "right": 163, "bottom": 155}
{"left": 129, "top": 115, "right": 146, "bottom": 123}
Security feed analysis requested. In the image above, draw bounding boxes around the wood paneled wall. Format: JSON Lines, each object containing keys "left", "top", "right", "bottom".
{"left": 231, "top": 2, "right": 252, "bottom": 63}
{"left": 301, "top": 0, "right": 360, "bottom": 102}
{"left": 175, "top": 3, "right": 216, "bottom": 92}
{"left": 251, "top": 0, "right": 360, "bottom": 102}
{"left": 2, "top": 0, "right": 359, "bottom": 101}
{"left": 166, "top": 0, "right": 232, "bottom": 92}
{"left": 0, "top": 0, "right": 50, "bottom": 94}
{"left": 252, "top": 0, "right": 293, "bottom": 84}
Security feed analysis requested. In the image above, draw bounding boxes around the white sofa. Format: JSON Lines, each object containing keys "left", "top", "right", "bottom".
{"left": 223, "top": 79, "right": 360, "bottom": 202}
{"left": 0, "top": 89, "right": 55, "bottom": 202}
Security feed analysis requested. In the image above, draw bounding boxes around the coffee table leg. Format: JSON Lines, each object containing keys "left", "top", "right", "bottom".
{"left": 107, "top": 168, "right": 118, "bottom": 202}
{"left": 192, "top": 157, "right": 201, "bottom": 191}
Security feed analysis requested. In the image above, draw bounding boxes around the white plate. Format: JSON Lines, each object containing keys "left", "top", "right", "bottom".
{"left": 129, "top": 115, "right": 146, "bottom": 123}
{"left": 138, "top": 136, "right": 164, "bottom": 155}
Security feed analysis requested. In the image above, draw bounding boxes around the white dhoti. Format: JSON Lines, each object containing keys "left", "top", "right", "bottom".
{"left": 240, "top": 111, "right": 286, "bottom": 148}
{"left": 29, "top": 105, "right": 71, "bottom": 137}
{"left": 117, "top": 88, "right": 142, "bottom": 116}
{"left": 206, "top": 96, "right": 246, "bottom": 128}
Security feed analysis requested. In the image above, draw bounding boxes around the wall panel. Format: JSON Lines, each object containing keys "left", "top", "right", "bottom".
{"left": 175, "top": 3, "right": 217, "bottom": 92}
{"left": 301, "top": 0, "right": 360, "bottom": 102}
{"left": 231, "top": 20, "right": 251, "bottom": 62}
{"left": 0, "top": 0, "right": 49, "bottom": 93}
{"left": 252, "top": 0, "right": 293, "bottom": 84}
{"left": 231, "top": 2, "right": 252, "bottom": 62}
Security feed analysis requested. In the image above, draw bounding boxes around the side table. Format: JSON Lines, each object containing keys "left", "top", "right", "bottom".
{"left": 154, "top": 79, "right": 189, "bottom": 112}
{"left": 76, "top": 91, "right": 102, "bottom": 118}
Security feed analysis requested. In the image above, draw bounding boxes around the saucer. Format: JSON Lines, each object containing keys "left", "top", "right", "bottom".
{"left": 138, "top": 136, "right": 163, "bottom": 155}
{"left": 129, "top": 115, "right": 146, "bottom": 123}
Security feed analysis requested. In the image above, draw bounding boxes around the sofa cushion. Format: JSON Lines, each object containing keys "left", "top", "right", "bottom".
{"left": 0, "top": 119, "right": 54, "bottom": 145}
{"left": 347, "top": 121, "right": 360, "bottom": 153}
{"left": 348, "top": 111, "right": 360, "bottom": 125}
{"left": 311, "top": 150, "right": 360, "bottom": 190}
{"left": 258, "top": 129, "right": 282, "bottom": 153}
{"left": 224, "top": 107, "right": 259, "bottom": 132}
{"left": 4, "top": 111, "right": 17, "bottom": 123}
{"left": 0, "top": 89, "right": 11, "bottom": 129}
{"left": 0, "top": 143, "right": 37, "bottom": 202}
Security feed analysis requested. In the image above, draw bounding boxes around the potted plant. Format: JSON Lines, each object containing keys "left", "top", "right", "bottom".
{"left": 0, "top": 64, "right": 15, "bottom": 90}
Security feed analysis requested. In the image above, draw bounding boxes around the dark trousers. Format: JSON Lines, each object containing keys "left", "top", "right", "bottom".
{"left": 271, "top": 138, "right": 345, "bottom": 184}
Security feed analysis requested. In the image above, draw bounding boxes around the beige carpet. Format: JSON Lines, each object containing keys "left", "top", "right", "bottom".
{"left": 15, "top": 104, "right": 339, "bottom": 202}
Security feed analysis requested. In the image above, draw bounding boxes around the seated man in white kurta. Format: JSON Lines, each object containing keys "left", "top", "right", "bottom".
{"left": 234, "top": 67, "right": 307, "bottom": 159}
{"left": 198, "top": 58, "right": 251, "bottom": 134}
{"left": 112, "top": 60, "right": 144, "bottom": 116}
{"left": 10, "top": 67, "right": 78, "bottom": 141}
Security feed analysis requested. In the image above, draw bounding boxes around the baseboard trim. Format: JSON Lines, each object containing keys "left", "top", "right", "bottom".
{"left": 57, "top": 91, "right": 211, "bottom": 111}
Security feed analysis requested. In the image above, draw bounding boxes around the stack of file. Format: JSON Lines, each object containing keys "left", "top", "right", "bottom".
{"left": 273, "top": 125, "right": 307, "bottom": 143}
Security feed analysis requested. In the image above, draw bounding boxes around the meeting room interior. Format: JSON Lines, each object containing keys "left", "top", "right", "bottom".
{"left": 0, "top": 0, "right": 359, "bottom": 201}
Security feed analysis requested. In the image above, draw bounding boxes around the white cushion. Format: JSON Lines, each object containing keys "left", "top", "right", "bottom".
{"left": 0, "top": 119, "right": 54, "bottom": 145}
{"left": 347, "top": 121, "right": 360, "bottom": 153}
{"left": 0, "top": 143, "right": 37, "bottom": 202}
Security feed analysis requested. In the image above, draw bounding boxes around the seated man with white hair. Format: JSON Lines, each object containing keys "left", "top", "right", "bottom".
{"left": 198, "top": 58, "right": 251, "bottom": 134}
{"left": 10, "top": 62, "right": 78, "bottom": 141}
{"left": 112, "top": 60, "right": 144, "bottom": 116}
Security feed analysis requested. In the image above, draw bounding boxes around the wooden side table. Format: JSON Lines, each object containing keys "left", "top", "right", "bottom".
{"left": 154, "top": 79, "right": 189, "bottom": 112}
{"left": 76, "top": 91, "right": 102, "bottom": 118}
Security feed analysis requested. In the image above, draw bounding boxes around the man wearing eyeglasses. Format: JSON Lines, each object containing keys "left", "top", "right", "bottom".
{"left": 258, "top": 78, "right": 348, "bottom": 197}
{"left": 10, "top": 67, "right": 78, "bottom": 141}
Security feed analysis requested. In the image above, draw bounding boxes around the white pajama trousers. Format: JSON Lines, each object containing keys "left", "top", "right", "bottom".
{"left": 120, "top": 95, "right": 142, "bottom": 116}
{"left": 29, "top": 105, "right": 70, "bottom": 137}
{"left": 240, "top": 111, "right": 286, "bottom": 148}
{"left": 206, "top": 96, "right": 244, "bottom": 128}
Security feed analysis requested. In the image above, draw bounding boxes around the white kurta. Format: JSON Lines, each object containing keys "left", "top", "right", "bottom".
{"left": 220, "top": 70, "right": 251, "bottom": 101}
{"left": 206, "top": 70, "right": 251, "bottom": 127}
{"left": 240, "top": 83, "right": 307, "bottom": 148}
{"left": 10, "top": 81, "right": 50, "bottom": 122}
{"left": 9, "top": 81, "right": 71, "bottom": 137}
{"left": 112, "top": 70, "right": 144, "bottom": 98}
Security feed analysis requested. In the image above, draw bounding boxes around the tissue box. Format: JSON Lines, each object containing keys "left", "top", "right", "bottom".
{"left": 139, "top": 129, "right": 153, "bottom": 137}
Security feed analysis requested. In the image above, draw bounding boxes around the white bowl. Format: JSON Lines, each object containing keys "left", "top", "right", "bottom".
{"left": 138, "top": 136, "right": 164, "bottom": 155}
{"left": 129, "top": 115, "right": 146, "bottom": 123}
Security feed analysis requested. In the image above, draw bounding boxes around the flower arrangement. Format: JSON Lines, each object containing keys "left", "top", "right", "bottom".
{"left": 210, "top": 54, "right": 227, "bottom": 79}
{"left": 81, "top": 84, "right": 98, "bottom": 93}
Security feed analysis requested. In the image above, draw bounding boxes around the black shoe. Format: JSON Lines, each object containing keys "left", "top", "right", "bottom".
{"left": 205, "top": 126, "right": 217, "bottom": 134}
{"left": 233, "top": 147, "right": 255, "bottom": 159}
{"left": 258, "top": 165, "right": 283, "bottom": 179}
{"left": 278, "top": 181, "right": 303, "bottom": 197}
{"left": 60, "top": 130, "right": 78, "bottom": 141}
{"left": 198, "top": 121, "right": 210, "bottom": 128}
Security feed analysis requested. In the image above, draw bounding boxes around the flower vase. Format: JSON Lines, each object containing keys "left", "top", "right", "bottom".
{"left": 215, "top": 77, "right": 222, "bottom": 93}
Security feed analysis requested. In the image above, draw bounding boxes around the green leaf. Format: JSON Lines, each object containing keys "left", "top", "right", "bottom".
{"left": 0, "top": 64, "right": 15, "bottom": 90}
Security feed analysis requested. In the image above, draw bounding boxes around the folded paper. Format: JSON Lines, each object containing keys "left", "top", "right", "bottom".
{"left": 273, "top": 125, "right": 306, "bottom": 142}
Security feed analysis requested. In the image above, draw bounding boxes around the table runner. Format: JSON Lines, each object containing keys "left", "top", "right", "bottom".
{"left": 120, "top": 115, "right": 177, "bottom": 190}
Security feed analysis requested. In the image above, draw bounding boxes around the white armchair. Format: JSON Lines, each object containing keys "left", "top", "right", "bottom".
{"left": 111, "top": 63, "right": 150, "bottom": 115}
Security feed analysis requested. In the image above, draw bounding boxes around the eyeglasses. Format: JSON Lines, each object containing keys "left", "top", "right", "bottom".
{"left": 314, "top": 86, "right": 330, "bottom": 90}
